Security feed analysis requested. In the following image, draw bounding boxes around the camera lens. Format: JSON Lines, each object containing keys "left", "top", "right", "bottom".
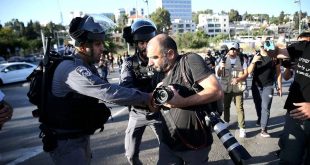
{"left": 153, "top": 86, "right": 174, "bottom": 105}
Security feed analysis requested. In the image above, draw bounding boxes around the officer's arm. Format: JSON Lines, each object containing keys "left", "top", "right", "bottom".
{"left": 66, "top": 66, "right": 150, "bottom": 106}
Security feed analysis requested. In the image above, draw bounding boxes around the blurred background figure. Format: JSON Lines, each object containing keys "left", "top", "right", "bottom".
{"left": 98, "top": 54, "right": 109, "bottom": 82}
{"left": 0, "top": 90, "right": 13, "bottom": 130}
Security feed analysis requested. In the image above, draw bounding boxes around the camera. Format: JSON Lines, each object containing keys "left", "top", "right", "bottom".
{"left": 153, "top": 86, "right": 174, "bottom": 105}
{"left": 263, "top": 40, "right": 275, "bottom": 51}
{"left": 153, "top": 84, "right": 197, "bottom": 106}
{"left": 205, "top": 112, "right": 252, "bottom": 164}
{"left": 281, "top": 58, "right": 296, "bottom": 69}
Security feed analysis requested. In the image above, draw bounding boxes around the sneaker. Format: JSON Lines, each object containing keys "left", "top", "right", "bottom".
{"left": 239, "top": 128, "right": 246, "bottom": 138}
{"left": 260, "top": 130, "right": 271, "bottom": 138}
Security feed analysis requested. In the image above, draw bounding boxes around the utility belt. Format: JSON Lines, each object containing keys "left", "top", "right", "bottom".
{"left": 39, "top": 124, "right": 88, "bottom": 152}
{"left": 54, "top": 131, "right": 87, "bottom": 140}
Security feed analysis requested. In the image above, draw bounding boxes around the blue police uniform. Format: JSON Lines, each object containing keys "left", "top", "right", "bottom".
{"left": 48, "top": 53, "right": 150, "bottom": 164}
{"left": 120, "top": 54, "right": 162, "bottom": 164}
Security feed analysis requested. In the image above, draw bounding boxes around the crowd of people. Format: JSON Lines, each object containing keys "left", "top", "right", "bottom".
{"left": 1, "top": 14, "right": 309, "bottom": 165}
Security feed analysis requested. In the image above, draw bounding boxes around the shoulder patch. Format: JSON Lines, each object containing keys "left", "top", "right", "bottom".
{"left": 76, "top": 66, "right": 92, "bottom": 77}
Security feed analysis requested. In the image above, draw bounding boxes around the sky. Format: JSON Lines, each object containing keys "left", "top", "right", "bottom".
{"left": 0, "top": 0, "right": 309, "bottom": 26}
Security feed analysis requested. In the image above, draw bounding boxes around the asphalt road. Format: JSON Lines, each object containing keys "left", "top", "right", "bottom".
{"left": 0, "top": 67, "right": 292, "bottom": 165}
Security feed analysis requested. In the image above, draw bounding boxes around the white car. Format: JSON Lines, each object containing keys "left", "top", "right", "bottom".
{"left": 0, "top": 62, "right": 37, "bottom": 85}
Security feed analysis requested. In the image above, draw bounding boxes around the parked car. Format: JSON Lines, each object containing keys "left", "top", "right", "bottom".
{"left": 0, "top": 57, "right": 6, "bottom": 64}
{"left": 24, "top": 55, "right": 37, "bottom": 63}
{"left": 0, "top": 62, "right": 37, "bottom": 85}
{"left": 7, "top": 56, "right": 25, "bottom": 62}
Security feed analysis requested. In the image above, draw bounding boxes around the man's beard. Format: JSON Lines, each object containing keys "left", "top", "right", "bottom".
{"left": 155, "top": 56, "right": 171, "bottom": 73}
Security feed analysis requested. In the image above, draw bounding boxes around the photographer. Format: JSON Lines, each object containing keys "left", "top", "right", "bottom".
{"left": 268, "top": 31, "right": 310, "bottom": 164}
{"left": 216, "top": 42, "right": 248, "bottom": 138}
{"left": 147, "top": 34, "right": 223, "bottom": 164}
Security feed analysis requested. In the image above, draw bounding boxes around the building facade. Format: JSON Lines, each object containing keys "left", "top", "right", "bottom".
{"left": 171, "top": 19, "right": 195, "bottom": 33}
{"left": 156, "top": 0, "right": 192, "bottom": 21}
{"left": 156, "top": 0, "right": 194, "bottom": 33}
{"left": 197, "top": 13, "right": 230, "bottom": 37}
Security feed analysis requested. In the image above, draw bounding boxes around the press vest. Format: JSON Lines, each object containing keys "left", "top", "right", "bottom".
{"left": 220, "top": 56, "right": 246, "bottom": 93}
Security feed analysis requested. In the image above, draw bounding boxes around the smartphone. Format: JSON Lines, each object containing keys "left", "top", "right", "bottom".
{"left": 264, "top": 40, "right": 275, "bottom": 51}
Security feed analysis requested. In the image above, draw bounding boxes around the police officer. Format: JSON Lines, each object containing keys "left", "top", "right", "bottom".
{"left": 120, "top": 19, "right": 162, "bottom": 165}
{"left": 42, "top": 15, "right": 152, "bottom": 165}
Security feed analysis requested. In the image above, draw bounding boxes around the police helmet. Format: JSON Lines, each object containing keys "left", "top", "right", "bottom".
{"left": 69, "top": 15, "right": 107, "bottom": 44}
{"left": 131, "top": 19, "right": 157, "bottom": 41}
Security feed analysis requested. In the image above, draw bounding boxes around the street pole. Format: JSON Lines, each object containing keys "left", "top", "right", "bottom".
{"left": 144, "top": 0, "right": 149, "bottom": 18}
{"left": 294, "top": 0, "right": 302, "bottom": 34}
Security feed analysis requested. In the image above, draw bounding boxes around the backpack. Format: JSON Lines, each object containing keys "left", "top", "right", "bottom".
{"left": 27, "top": 49, "right": 73, "bottom": 120}
{"left": 27, "top": 37, "right": 74, "bottom": 120}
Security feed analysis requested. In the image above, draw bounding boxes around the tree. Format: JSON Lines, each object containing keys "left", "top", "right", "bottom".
{"left": 150, "top": 8, "right": 171, "bottom": 33}
{"left": 279, "top": 11, "right": 285, "bottom": 24}
{"left": 228, "top": 9, "right": 241, "bottom": 22}
{"left": 4, "top": 19, "right": 25, "bottom": 37}
{"left": 269, "top": 16, "right": 279, "bottom": 25}
{"left": 174, "top": 30, "right": 209, "bottom": 49}
{"left": 116, "top": 14, "right": 128, "bottom": 33}
{"left": 192, "top": 10, "right": 213, "bottom": 24}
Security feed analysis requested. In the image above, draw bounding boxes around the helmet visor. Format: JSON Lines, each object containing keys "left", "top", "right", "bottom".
{"left": 82, "top": 14, "right": 116, "bottom": 34}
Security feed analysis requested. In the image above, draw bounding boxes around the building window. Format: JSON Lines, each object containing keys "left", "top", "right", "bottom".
{"left": 208, "top": 24, "right": 214, "bottom": 27}
{"left": 208, "top": 29, "right": 214, "bottom": 32}
{"left": 215, "top": 24, "right": 221, "bottom": 27}
{"left": 215, "top": 29, "right": 221, "bottom": 32}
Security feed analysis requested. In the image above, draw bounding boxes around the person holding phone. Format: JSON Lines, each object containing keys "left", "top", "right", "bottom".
{"left": 247, "top": 39, "right": 282, "bottom": 137}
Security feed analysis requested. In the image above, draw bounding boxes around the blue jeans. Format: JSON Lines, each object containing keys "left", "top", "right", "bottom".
{"left": 101, "top": 68, "right": 108, "bottom": 81}
{"left": 251, "top": 84, "right": 274, "bottom": 130}
{"left": 279, "top": 113, "right": 310, "bottom": 164}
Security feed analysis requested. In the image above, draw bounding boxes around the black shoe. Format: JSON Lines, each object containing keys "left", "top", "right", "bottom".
{"left": 256, "top": 119, "right": 260, "bottom": 126}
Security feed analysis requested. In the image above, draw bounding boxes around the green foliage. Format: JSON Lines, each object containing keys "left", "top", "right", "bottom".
{"left": 175, "top": 30, "right": 209, "bottom": 49}
{"left": 150, "top": 8, "right": 171, "bottom": 33}
{"left": 228, "top": 9, "right": 241, "bottom": 22}
{"left": 115, "top": 14, "right": 128, "bottom": 33}
{"left": 192, "top": 10, "right": 213, "bottom": 24}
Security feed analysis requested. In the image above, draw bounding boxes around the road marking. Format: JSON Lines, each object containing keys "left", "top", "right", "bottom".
{"left": 1, "top": 146, "right": 43, "bottom": 165}
{"left": 109, "top": 107, "right": 128, "bottom": 121}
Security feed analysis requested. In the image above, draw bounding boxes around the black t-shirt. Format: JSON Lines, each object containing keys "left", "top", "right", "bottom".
{"left": 252, "top": 55, "right": 279, "bottom": 87}
{"left": 284, "top": 41, "right": 310, "bottom": 110}
{"left": 160, "top": 53, "right": 213, "bottom": 151}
